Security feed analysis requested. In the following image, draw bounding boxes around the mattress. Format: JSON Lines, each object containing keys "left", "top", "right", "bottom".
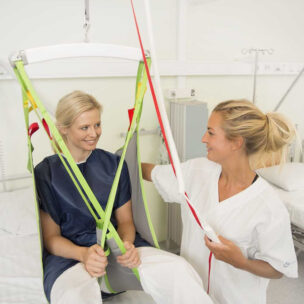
{"left": 0, "top": 234, "right": 47, "bottom": 304}
{"left": 0, "top": 186, "right": 156, "bottom": 304}
{"left": 273, "top": 186, "right": 304, "bottom": 230}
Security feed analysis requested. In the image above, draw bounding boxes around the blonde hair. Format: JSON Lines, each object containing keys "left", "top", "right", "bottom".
{"left": 213, "top": 99, "right": 296, "bottom": 168}
{"left": 53, "top": 90, "right": 102, "bottom": 151}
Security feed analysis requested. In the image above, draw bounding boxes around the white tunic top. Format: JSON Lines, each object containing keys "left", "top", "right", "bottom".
{"left": 152, "top": 158, "right": 298, "bottom": 304}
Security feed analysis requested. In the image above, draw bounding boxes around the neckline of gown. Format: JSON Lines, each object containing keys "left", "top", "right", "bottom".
{"left": 215, "top": 168, "right": 265, "bottom": 205}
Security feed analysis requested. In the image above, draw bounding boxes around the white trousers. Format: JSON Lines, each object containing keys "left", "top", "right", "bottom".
{"left": 50, "top": 247, "right": 213, "bottom": 304}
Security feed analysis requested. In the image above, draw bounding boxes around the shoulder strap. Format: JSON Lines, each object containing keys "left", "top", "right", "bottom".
{"left": 100, "top": 59, "right": 153, "bottom": 248}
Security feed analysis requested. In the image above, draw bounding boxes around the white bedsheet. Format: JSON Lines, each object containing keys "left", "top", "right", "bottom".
{"left": 273, "top": 186, "right": 304, "bottom": 230}
{"left": 0, "top": 186, "right": 47, "bottom": 304}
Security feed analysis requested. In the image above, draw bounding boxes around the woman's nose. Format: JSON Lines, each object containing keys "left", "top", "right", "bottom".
{"left": 88, "top": 127, "right": 97, "bottom": 137}
{"left": 201, "top": 132, "right": 207, "bottom": 143}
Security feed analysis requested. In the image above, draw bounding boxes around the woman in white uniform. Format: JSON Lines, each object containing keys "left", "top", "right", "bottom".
{"left": 35, "top": 91, "right": 212, "bottom": 304}
{"left": 142, "top": 99, "right": 298, "bottom": 304}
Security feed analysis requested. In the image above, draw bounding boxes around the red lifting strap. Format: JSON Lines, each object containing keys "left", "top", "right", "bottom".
{"left": 42, "top": 119, "right": 52, "bottom": 140}
{"left": 28, "top": 122, "right": 39, "bottom": 138}
{"left": 130, "top": 0, "right": 175, "bottom": 175}
{"left": 128, "top": 108, "right": 135, "bottom": 130}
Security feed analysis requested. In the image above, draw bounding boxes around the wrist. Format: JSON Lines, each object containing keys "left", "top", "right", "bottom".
{"left": 78, "top": 246, "right": 88, "bottom": 263}
{"left": 238, "top": 256, "right": 250, "bottom": 271}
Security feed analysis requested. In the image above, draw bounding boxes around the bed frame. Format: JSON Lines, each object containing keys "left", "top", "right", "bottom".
{"left": 292, "top": 224, "right": 304, "bottom": 254}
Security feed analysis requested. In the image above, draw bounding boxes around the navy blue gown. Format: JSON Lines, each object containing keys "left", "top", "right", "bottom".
{"left": 35, "top": 149, "right": 149, "bottom": 302}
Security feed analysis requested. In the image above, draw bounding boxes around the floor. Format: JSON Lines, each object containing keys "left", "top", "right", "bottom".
{"left": 267, "top": 251, "right": 304, "bottom": 304}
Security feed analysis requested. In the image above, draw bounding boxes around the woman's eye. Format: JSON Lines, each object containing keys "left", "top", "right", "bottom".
{"left": 95, "top": 123, "right": 101, "bottom": 128}
{"left": 208, "top": 131, "right": 214, "bottom": 136}
{"left": 81, "top": 126, "right": 88, "bottom": 130}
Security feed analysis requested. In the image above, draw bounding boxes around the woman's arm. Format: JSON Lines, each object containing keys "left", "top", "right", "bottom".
{"left": 115, "top": 200, "right": 141, "bottom": 268}
{"left": 40, "top": 210, "right": 107, "bottom": 277}
{"left": 115, "top": 200, "right": 136, "bottom": 243}
{"left": 204, "top": 235, "right": 283, "bottom": 279}
{"left": 141, "top": 163, "right": 155, "bottom": 182}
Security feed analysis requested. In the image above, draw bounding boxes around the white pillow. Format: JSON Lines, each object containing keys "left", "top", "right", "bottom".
{"left": 257, "top": 162, "right": 304, "bottom": 191}
{"left": 0, "top": 186, "right": 38, "bottom": 236}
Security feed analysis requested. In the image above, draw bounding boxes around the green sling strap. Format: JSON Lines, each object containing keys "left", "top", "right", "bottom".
{"left": 100, "top": 58, "right": 159, "bottom": 251}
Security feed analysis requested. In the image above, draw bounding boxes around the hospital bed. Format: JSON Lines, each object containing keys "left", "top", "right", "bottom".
{"left": 0, "top": 177, "right": 156, "bottom": 304}
{"left": 273, "top": 187, "right": 304, "bottom": 253}
{"left": 257, "top": 162, "right": 304, "bottom": 253}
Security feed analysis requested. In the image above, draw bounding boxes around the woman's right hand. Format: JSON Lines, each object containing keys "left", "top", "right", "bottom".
{"left": 81, "top": 244, "right": 108, "bottom": 277}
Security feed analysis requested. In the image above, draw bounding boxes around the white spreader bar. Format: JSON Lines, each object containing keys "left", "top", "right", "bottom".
{"left": 10, "top": 43, "right": 145, "bottom": 66}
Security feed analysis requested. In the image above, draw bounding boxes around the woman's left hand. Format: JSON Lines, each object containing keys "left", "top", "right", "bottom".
{"left": 204, "top": 235, "right": 247, "bottom": 269}
{"left": 116, "top": 241, "right": 141, "bottom": 269}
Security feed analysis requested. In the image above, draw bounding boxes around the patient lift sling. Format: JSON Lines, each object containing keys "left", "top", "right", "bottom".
{"left": 13, "top": 56, "right": 159, "bottom": 295}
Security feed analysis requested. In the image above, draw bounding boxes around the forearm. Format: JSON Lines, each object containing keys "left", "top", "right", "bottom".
{"left": 44, "top": 235, "right": 87, "bottom": 263}
{"left": 239, "top": 258, "right": 283, "bottom": 279}
{"left": 205, "top": 235, "right": 283, "bottom": 279}
{"left": 117, "top": 221, "right": 136, "bottom": 244}
{"left": 141, "top": 163, "right": 155, "bottom": 182}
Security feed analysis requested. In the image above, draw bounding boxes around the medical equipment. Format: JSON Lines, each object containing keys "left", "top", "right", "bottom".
{"left": 274, "top": 65, "right": 304, "bottom": 111}
{"left": 11, "top": 56, "right": 156, "bottom": 294}
{"left": 273, "top": 186, "right": 304, "bottom": 254}
{"left": 166, "top": 101, "right": 209, "bottom": 250}
{"left": 242, "top": 48, "right": 274, "bottom": 104}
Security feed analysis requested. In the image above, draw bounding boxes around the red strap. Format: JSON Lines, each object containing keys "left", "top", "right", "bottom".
{"left": 185, "top": 193, "right": 203, "bottom": 228}
{"left": 128, "top": 108, "right": 135, "bottom": 130}
{"left": 28, "top": 122, "right": 39, "bottom": 138}
{"left": 42, "top": 119, "right": 52, "bottom": 139}
{"left": 130, "top": 0, "right": 203, "bottom": 230}
{"left": 130, "top": 0, "right": 175, "bottom": 175}
{"left": 207, "top": 252, "right": 213, "bottom": 294}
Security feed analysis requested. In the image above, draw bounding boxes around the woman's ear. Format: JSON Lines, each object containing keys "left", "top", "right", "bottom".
{"left": 58, "top": 126, "right": 68, "bottom": 136}
{"left": 232, "top": 136, "right": 244, "bottom": 151}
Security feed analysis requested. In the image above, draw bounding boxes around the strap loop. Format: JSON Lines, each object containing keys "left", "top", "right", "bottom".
{"left": 28, "top": 122, "right": 39, "bottom": 138}
{"left": 42, "top": 118, "right": 52, "bottom": 139}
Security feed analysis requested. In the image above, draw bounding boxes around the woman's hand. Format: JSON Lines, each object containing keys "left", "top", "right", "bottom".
{"left": 204, "top": 235, "right": 283, "bottom": 278}
{"left": 116, "top": 241, "right": 141, "bottom": 269}
{"left": 204, "top": 235, "right": 247, "bottom": 269}
{"left": 82, "top": 244, "right": 108, "bottom": 277}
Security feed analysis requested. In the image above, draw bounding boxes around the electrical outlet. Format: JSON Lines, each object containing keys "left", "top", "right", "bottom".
{"left": 165, "top": 88, "right": 196, "bottom": 100}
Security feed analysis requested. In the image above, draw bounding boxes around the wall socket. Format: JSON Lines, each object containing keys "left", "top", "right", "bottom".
{"left": 165, "top": 88, "right": 196, "bottom": 100}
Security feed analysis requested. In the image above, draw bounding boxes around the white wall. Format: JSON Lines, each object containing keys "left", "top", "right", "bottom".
{"left": 1, "top": 0, "right": 304, "bottom": 240}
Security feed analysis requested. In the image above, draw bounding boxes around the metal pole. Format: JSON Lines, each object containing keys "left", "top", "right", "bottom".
{"left": 252, "top": 50, "right": 259, "bottom": 104}
{"left": 84, "top": 0, "right": 90, "bottom": 42}
{"left": 177, "top": 0, "right": 187, "bottom": 89}
{"left": 274, "top": 66, "right": 304, "bottom": 111}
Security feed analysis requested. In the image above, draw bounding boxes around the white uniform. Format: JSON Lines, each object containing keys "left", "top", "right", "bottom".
{"left": 151, "top": 158, "right": 298, "bottom": 304}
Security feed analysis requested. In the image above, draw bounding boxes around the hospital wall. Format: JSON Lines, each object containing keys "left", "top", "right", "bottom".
{"left": 1, "top": 0, "right": 304, "bottom": 241}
